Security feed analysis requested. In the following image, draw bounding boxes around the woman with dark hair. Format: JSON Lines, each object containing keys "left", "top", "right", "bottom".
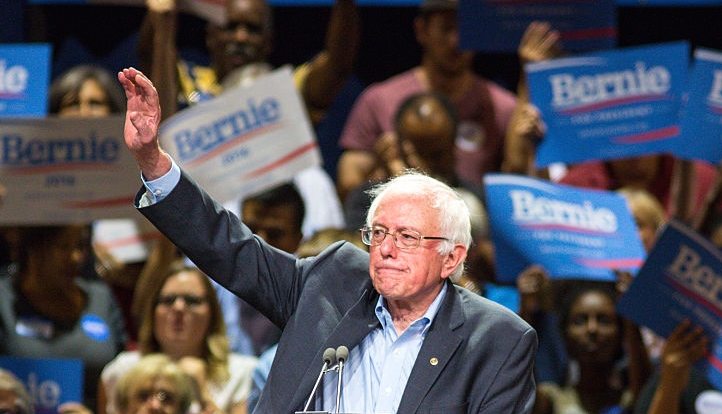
{"left": 0, "top": 225, "right": 127, "bottom": 410}
{"left": 533, "top": 281, "right": 650, "bottom": 414}
{"left": 49, "top": 65, "right": 126, "bottom": 116}
{"left": 100, "top": 261, "right": 256, "bottom": 414}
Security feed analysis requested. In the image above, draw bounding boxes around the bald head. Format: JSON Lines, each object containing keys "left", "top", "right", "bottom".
{"left": 395, "top": 93, "right": 458, "bottom": 182}
{"left": 207, "top": 0, "right": 274, "bottom": 82}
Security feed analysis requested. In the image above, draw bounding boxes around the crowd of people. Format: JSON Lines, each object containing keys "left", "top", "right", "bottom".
{"left": 2, "top": 0, "right": 722, "bottom": 413}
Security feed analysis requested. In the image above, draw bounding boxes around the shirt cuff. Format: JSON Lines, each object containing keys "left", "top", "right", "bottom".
{"left": 138, "top": 159, "right": 181, "bottom": 207}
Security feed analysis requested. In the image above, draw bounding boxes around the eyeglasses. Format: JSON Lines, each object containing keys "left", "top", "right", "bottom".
{"left": 220, "top": 21, "right": 265, "bottom": 36}
{"left": 360, "top": 226, "right": 448, "bottom": 249}
{"left": 156, "top": 294, "right": 207, "bottom": 308}
{"left": 135, "top": 389, "right": 176, "bottom": 406}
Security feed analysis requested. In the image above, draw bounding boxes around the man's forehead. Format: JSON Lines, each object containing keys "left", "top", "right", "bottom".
{"left": 227, "top": 0, "right": 270, "bottom": 18}
{"left": 373, "top": 194, "right": 436, "bottom": 221}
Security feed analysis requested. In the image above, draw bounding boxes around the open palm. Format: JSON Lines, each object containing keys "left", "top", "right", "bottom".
{"left": 118, "top": 67, "right": 161, "bottom": 152}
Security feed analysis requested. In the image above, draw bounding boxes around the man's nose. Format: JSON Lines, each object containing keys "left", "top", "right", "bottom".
{"left": 147, "top": 397, "right": 164, "bottom": 412}
{"left": 172, "top": 300, "right": 186, "bottom": 310}
{"left": 448, "top": 27, "right": 460, "bottom": 48}
{"left": 378, "top": 232, "right": 398, "bottom": 257}
{"left": 586, "top": 317, "right": 599, "bottom": 334}
{"left": 232, "top": 25, "right": 252, "bottom": 42}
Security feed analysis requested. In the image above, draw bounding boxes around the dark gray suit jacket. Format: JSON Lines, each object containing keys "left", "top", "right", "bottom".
{"left": 138, "top": 173, "right": 537, "bottom": 413}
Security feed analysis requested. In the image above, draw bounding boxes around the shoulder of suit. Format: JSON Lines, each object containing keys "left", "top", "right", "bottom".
{"left": 304, "top": 240, "right": 369, "bottom": 268}
{"left": 453, "top": 284, "right": 530, "bottom": 328}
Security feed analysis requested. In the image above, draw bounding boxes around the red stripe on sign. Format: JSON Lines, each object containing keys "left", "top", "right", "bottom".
{"left": 64, "top": 196, "right": 135, "bottom": 209}
{"left": 576, "top": 258, "right": 644, "bottom": 268}
{"left": 613, "top": 126, "right": 680, "bottom": 144}
{"left": 187, "top": 123, "right": 284, "bottom": 168}
{"left": 560, "top": 27, "right": 617, "bottom": 41}
{"left": 244, "top": 142, "right": 318, "bottom": 179}
{"left": 8, "top": 163, "right": 115, "bottom": 175}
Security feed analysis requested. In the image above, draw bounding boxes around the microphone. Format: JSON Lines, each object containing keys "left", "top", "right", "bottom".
{"left": 301, "top": 347, "right": 337, "bottom": 412}
{"left": 334, "top": 345, "right": 349, "bottom": 414}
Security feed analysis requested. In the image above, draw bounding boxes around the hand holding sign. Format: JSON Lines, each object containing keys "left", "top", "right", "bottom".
{"left": 645, "top": 320, "right": 708, "bottom": 414}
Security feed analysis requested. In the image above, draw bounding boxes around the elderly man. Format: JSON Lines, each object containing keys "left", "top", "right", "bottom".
{"left": 118, "top": 67, "right": 536, "bottom": 413}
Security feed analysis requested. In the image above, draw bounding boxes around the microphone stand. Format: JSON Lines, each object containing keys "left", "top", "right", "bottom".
{"left": 297, "top": 347, "right": 336, "bottom": 414}
{"left": 334, "top": 346, "right": 349, "bottom": 414}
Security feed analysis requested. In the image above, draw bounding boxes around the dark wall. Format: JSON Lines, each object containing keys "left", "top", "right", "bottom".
{"left": 15, "top": 4, "right": 722, "bottom": 92}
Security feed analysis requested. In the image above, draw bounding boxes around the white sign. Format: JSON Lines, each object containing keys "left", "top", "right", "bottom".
{"left": 158, "top": 66, "right": 321, "bottom": 204}
{"left": 0, "top": 116, "right": 140, "bottom": 224}
{"left": 92, "top": 218, "right": 162, "bottom": 263}
{"left": 87, "top": 0, "right": 225, "bottom": 25}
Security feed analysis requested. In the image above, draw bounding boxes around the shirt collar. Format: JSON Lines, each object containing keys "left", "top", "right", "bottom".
{"left": 375, "top": 282, "right": 448, "bottom": 333}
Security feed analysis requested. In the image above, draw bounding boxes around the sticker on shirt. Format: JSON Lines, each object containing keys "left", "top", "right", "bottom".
{"left": 696, "top": 390, "right": 722, "bottom": 414}
{"left": 81, "top": 314, "right": 110, "bottom": 342}
{"left": 455, "top": 121, "right": 486, "bottom": 152}
{"left": 16, "top": 317, "right": 54, "bottom": 339}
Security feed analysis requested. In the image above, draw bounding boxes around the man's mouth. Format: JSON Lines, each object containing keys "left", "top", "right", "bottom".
{"left": 224, "top": 43, "right": 257, "bottom": 60}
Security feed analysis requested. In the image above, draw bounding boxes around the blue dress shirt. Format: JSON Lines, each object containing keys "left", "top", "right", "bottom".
{"left": 320, "top": 284, "right": 447, "bottom": 413}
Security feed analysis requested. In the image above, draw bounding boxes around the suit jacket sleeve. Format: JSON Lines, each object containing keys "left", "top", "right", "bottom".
{"left": 136, "top": 172, "right": 302, "bottom": 328}
{"left": 477, "top": 325, "right": 537, "bottom": 413}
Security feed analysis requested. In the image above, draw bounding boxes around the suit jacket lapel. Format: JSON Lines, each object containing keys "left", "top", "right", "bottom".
{"left": 289, "top": 288, "right": 381, "bottom": 411}
{"left": 396, "top": 282, "right": 465, "bottom": 413}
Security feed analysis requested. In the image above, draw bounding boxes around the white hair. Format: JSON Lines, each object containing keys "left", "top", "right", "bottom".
{"left": 365, "top": 171, "right": 472, "bottom": 280}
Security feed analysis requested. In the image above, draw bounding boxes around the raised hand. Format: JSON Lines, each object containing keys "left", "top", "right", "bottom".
{"left": 613, "top": 269, "right": 634, "bottom": 297}
{"left": 660, "top": 320, "right": 708, "bottom": 393}
{"left": 518, "top": 21, "right": 562, "bottom": 67}
{"left": 647, "top": 320, "right": 708, "bottom": 413}
{"left": 516, "top": 265, "right": 551, "bottom": 323}
{"left": 146, "top": 0, "right": 177, "bottom": 13}
{"left": 374, "top": 132, "right": 410, "bottom": 177}
{"left": 502, "top": 102, "right": 545, "bottom": 175}
{"left": 509, "top": 102, "right": 545, "bottom": 144}
{"left": 118, "top": 67, "right": 171, "bottom": 180}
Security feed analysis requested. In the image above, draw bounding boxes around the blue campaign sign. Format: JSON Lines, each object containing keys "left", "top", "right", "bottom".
{"left": 616, "top": 0, "right": 722, "bottom": 4}
{"left": 676, "top": 48, "right": 722, "bottom": 165}
{"left": 616, "top": 220, "right": 722, "bottom": 391}
{"left": 459, "top": 0, "right": 616, "bottom": 54}
{"left": 0, "top": 356, "right": 84, "bottom": 414}
{"left": 483, "top": 174, "right": 645, "bottom": 283}
{"left": 527, "top": 42, "right": 689, "bottom": 167}
{"left": 0, "top": 44, "right": 51, "bottom": 118}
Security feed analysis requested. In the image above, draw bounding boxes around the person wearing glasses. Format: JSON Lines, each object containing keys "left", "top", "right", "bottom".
{"left": 98, "top": 261, "right": 257, "bottom": 414}
{"left": 117, "top": 67, "right": 537, "bottom": 413}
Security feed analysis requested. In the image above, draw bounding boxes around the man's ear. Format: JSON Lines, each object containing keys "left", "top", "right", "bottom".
{"left": 440, "top": 244, "right": 467, "bottom": 280}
